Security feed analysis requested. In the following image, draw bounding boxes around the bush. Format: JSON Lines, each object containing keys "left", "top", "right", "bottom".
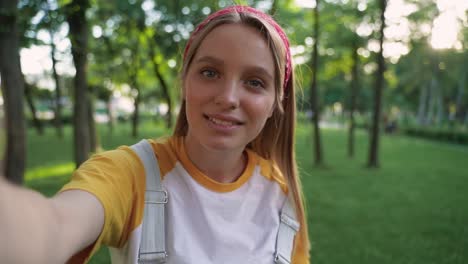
{"left": 403, "top": 126, "right": 468, "bottom": 145}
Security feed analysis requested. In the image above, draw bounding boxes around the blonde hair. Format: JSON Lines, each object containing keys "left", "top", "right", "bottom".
{"left": 173, "top": 10, "right": 310, "bottom": 257}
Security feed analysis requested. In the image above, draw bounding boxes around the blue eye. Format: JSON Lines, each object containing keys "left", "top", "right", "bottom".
{"left": 246, "top": 79, "right": 265, "bottom": 89}
{"left": 201, "top": 69, "right": 218, "bottom": 79}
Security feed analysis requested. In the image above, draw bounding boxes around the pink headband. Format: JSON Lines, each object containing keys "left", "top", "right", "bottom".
{"left": 183, "top": 5, "right": 292, "bottom": 90}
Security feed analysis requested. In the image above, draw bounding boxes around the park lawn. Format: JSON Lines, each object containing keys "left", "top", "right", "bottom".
{"left": 25, "top": 122, "right": 468, "bottom": 264}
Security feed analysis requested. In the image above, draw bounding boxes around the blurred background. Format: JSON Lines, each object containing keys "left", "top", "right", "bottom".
{"left": 0, "top": 0, "right": 467, "bottom": 263}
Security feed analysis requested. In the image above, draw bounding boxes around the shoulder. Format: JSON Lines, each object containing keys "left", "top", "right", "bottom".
{"left": 148, "top": 136, "right": 181, "bottom": 177}
{"left": 62, "top": 145, "right": 145, "bottom": 195}
{"left": 76, "top": 146, "right": 143, "bottom": 179}
{"left": 247, "top": 149, "right": 288, "bottom": 194}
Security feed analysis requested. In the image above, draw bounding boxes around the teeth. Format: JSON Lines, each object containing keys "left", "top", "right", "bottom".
{"left": 209, "top": 117, "right": 236, "bottom": 126}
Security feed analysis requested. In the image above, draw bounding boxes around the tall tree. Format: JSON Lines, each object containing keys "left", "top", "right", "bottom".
{"left": 417, "top": 84, "right": 429, "bottom": 125}
{"left": 19, "top": 0, "right": 66, "bottom": 138}
{"left": 88, "top": 84, "right": 99, "bottom": 152}
{"left": 348, "top": 37, "right": 360, "bottom": 158}
{"left": 49, "top": 29, "right": 64, "bottom": 138}
{"left": 24, "top": 82, "right": 44, "bottom": 135}
{"left": 454, "top": 43, "right": 466, "bottom": 122}
{"left": 129, "top": 39, "right": 141, "bottom": 138}
{"left": 310, "top": 0, "right": 324, "bottom": 166}
{"left": 65, "top": 0, "right": 91, "bottom": 167}
{"left": 46, "top": 5, "right": 65, "bottom": 139}
{"left": 367, "top": 0, "right": 387, "bottom": 168}
{"left": 92, "top": 32, "right": 117, "bottom": 134}
{"left": 147, "top": 34, "right": 173, "bottom": 129}
{"left": 0, "top": 0, "right": 26, "bottom": 184}
{"left": 455, "top": 68, "right": 466, "bottom": 121}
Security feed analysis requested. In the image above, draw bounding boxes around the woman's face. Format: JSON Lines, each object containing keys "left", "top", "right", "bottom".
{"left": 183, "top": 23, "right": 276, "bottom": 154}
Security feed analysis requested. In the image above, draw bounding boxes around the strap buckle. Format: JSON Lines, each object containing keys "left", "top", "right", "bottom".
{"left": 280, "top": 212, "right": 300, "bottom": 232}
{"left": 145, "top": 189, "right": 168, "bottom": 204}
{"left": 138, "top": 250, "right": 168, "bottom": 263}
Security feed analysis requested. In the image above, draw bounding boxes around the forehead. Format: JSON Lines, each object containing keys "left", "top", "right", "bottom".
{"left": 193, "top": 23, "right": 275, "bottom": 74}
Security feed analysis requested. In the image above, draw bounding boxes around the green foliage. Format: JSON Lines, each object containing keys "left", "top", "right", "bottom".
{"left": 17, "top": 0, "right": 50, "bottom": 47}
{"left": 17, "top": 0, "right": 468, "bottom": 130}
{"left": 57, "top": 0, "right": 72, "bottom": 6}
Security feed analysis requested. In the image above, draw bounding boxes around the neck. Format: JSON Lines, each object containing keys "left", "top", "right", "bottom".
{"left": 184, "top": 136, "right": 247, "bottom": 183}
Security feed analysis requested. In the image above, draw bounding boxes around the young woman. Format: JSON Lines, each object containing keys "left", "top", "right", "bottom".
{"left": 0, "top": 5, "right": 310, "bottom": 263}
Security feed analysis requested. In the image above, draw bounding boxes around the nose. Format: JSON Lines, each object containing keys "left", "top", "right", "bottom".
{"left": 214, "top": 79, "right": 240, "bottom": 110}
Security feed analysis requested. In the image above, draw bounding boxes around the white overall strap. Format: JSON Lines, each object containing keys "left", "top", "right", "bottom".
{"left": 274, "top": 195, "right": 300, "bottom": 264}
{"left": 131, "top": 140, "right": 168, "bottom": 264}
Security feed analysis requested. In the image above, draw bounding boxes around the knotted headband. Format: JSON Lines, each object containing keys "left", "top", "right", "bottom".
{"left": 183, "top": 5, "right": 292, "bottom": 90}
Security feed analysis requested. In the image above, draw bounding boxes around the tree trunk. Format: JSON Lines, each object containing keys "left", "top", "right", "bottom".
{"left": 101, "top": 37, "right": 116, "bottom": 135}
{"left": 88, "top": 89, "right": 98, "bottom": 152}
{"left": 129, "top": 33, "right": 141, "bottom": 138}
{"left": 426, "top": 77, "right": 437, "bottom": 125}
{"left": 367, "top": 0, "right": 387, "bottom": 168}
{"left": 417, "top": 85, "right": 429, "bottom": 125}
{"left": 348, "top": 39, "right": 359, "bottom": 158}
{"left": 426, "top": 54, "right": 443, "bottom": 126}
{"left": 455, "top": 67, "right": 466, "bottom": 121}
{"left": 131, "top": 85, "right": 140, "bottom": 138}
{"left": 24, "top": 82, "right": 44, "bottom": 135}
{"left": 148, "top": 39, "right": 173, "bottom": 129}
{"left": 310, "top": 0, "right": 323, "bottom": 166}
{"left": 66, "top": 0, "right": 90, "bottom": 167}
{"left": 435, "top": 82, "right": 444, "bottom": 125}
{"left": 0, "top": 0, "right": 26, "bottom": 184}
{"left": 49, "top": 29, "right": 64, "bottom": 138}
{"left": 107, "top": 97, "right": 114, "bottom": 134}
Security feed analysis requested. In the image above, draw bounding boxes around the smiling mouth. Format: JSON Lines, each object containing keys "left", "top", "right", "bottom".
{"left": 204, "top": 115, "right": 243, "bottom": 126}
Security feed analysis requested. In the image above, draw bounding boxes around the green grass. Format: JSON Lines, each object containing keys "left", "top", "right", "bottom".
{"left": 25, "top": 122, "right": 468, "bottom": 263}
{"left": 297, "top": 125, "right": 468, "bottom": 264}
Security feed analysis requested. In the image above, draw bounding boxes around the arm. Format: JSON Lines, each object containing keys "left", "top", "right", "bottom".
{"left": 0, "top": 178, "right": 104, "bottom": 263}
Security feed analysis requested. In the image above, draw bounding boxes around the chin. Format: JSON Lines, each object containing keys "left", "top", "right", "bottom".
{"left": 197, "top": 133, "right": 250, "bottom": 152}
{"left": 202, "top": 139, "right": 243, "bottom": 152}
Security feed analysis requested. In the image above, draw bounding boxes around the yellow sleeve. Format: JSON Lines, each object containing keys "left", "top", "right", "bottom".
{"left": 292, "top": 225, "right": 311, "bottom": 264}
{"left": 60, "top": 146, "right": 146, "bottom": 264}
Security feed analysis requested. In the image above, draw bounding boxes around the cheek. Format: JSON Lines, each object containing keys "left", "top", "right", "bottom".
{"left": 182, "top": 71, "right": 197, "bottom": 100}
{"left": 183, "top": 78, "right": 198, "bottom": 103}
{"left": 250, "top": 97, "right": 275, "bottom": 122}
{"left": 185, "top": 87, "right": 205, "bottom": 107}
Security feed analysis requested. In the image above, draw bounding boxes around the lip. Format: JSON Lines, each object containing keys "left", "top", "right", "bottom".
{"left": 203, "top": 114, "right": 244, "bottom": 133}
{"left": 204, "top": 113, "right": 244, "bottom": 125}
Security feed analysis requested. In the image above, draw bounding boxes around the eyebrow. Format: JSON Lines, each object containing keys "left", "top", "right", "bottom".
{"left": 194, "top": 56, "right": 224, "bottom": 66}
{"left": 246, "top": 65, "right": 274, "bottom": 81}
{"left": 194, "top": 55, "right": 274, "bottom": 81}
